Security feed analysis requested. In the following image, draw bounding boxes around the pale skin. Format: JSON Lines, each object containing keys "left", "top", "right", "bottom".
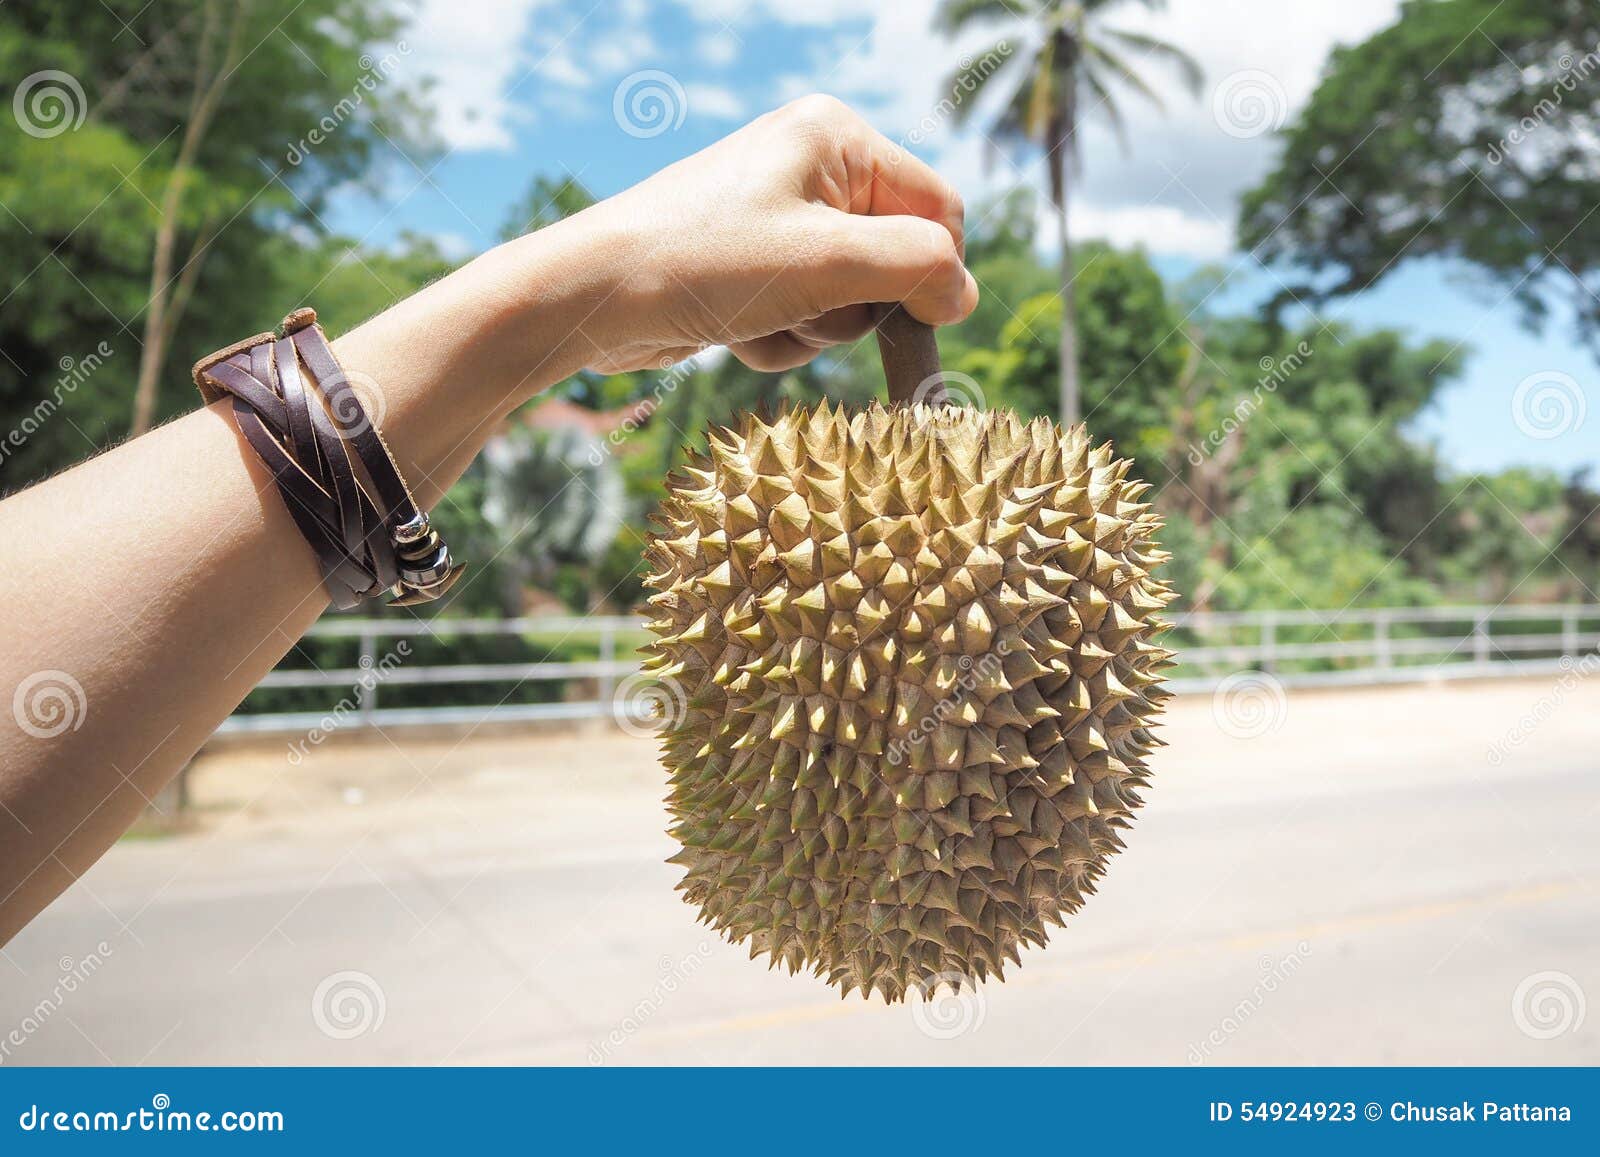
{"left": 0, "top": 96, "right": 977, "bottom": 944}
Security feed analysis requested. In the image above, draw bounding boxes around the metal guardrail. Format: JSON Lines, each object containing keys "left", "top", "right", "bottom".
{"left": 218, "top": 604, "right": 1600, "bottom": 736}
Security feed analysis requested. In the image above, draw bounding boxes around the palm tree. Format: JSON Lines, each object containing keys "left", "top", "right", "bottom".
{"left": 935, "top": 0, "right": 1201, "bottom": 425}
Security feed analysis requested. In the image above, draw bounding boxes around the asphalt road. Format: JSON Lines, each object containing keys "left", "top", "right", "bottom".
{"left": 2, "top": 676, "right": 1596, "bottom": 1065}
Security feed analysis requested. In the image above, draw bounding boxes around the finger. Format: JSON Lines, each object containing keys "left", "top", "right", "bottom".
{"left": 851, "top": 126, "right": 966, "bottom": 257}
{"left": 818, "top": 211, "right": 979, "bottom": 326}
{"left": 788, "top": 302, "right": 877, "bottom": 349}
{"left": 730, "top": 331, "right": 823, "bottom": 373}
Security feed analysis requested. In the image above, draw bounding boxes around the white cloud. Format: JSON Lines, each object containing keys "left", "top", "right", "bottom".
{"left": 810, "top": 0, "right": 1403, "bottom": 258}
{"left": 590, "top": 27, "right": 659, "bottom": 76}
{"left": 695, "top": 29, "right": 741, "bottom": 67}
{"left": 536, "top": 49, "right": 591, "bottom": 90}
{"left": 405, "top": 0, "right": 549, "bottom": 151}
{"left": 677, "top": 0, "right": 865, "bottom": 28}
{"left": 685, "top": 83, "right": 746, "bottom": 122}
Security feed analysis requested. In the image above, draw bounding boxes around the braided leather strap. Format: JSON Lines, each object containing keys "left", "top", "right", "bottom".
{"left": 192, "top": 308, "right": 466, "bottom": 609}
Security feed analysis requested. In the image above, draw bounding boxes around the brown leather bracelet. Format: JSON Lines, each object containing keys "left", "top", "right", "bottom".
{"left": 193, "top": 308, "right": 466, "bottom": 608}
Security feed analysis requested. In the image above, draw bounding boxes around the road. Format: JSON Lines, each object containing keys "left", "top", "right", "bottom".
{"left": 2, "top": 675, "right": 1596, "bottom": 1065}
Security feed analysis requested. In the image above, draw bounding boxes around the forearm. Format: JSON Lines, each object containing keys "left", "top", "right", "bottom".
{"left": 0, "top": 219, "right": 613, "bottom": 941}
{"left": 0, "top": 94, "right": 976, "bottom": 944}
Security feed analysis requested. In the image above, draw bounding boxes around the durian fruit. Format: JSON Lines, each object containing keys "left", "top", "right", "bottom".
{"left": 641, "top": 314, "right": 1175, "bottom": 1002}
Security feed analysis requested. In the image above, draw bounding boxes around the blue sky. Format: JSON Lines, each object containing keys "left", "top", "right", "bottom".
{"left": 327, "top": 0, "right": 1596, "bottom": 477}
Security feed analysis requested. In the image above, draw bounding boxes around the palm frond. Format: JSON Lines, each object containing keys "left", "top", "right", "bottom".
{"left": 1099, "top": 25, "right": 1204, "bottom": 96}
{"left": 941, "top": 38, "right": 1029, "bottom": 126}
{"left": 1082, "top": 67, "right": 1130, "bottom": 154}
{"left": 1082, "top": 39, "right": 1168, "bottom": 113}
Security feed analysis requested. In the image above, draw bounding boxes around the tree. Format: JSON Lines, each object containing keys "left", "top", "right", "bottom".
{"left": 953, "top": 240, "right": 1186, "bottom": 463}
{"left": 1238, "top": 0, "right": 1600, "bottom": 348}
{"left": 500, "top": 175, "right": 596, "bottom": 240}
{"left": 0, "top": 0, "right": 433, "bottom": 478}
{"left": 935, "top": 0, "right": 1200, "bottom": 424}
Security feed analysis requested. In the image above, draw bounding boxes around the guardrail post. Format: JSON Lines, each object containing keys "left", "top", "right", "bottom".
{"left": 1562, "top": 607, "right": 1578, "bottom": 659}
{"left": 1473, "top": 612, "right": 1490, "bottom": 667}
{"left": 357, "top": 625, "right": 378, "bottom": 727}
{"left": 1260, "top": 612, "right": 1277, "bottom": 675}
{"left": 599, "top": 620, "right": 617, "bottom": 726}
{"left": 1375, "top": 612, "right": 1392, "bottom": 671}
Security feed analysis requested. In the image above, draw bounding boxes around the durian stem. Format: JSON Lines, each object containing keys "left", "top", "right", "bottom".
{"left": 873, "top": 303, "right": 943, "bottom": 406}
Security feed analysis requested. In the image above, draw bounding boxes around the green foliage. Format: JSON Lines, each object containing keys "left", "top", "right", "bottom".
{"left": 0, "top": 0, "right": 432, "bottom": 488}
{"left": 953, "top": 241, "right": 1186, "bottom": 463}
{"left": 1238, "top": 0, "right": 1600, "bottom": 344}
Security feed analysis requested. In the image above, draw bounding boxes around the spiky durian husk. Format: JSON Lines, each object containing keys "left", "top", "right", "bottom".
{"left": 642, "top": 402, "right": 1175, "bottom": 1001}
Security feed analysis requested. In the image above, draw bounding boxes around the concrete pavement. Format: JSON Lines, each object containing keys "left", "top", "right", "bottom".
{"left": 2, "top": 675, "right": 1596, "bottom": 1065}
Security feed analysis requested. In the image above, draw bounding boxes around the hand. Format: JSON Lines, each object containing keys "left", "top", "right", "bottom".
{"left": 545, "top": 94, "right": 979, "bottom": 374}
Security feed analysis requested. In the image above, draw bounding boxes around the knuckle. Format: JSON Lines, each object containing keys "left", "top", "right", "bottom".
{"left": 947, "top": 188, "right": 966, "bottom": 225}
{"left": 784, "top": 93, "right": 850, "bottom": 128}
{"left": 915, "top": 219, "right": 960, "bottom": 275}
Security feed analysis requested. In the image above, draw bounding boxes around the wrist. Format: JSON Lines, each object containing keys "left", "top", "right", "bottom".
{"left": 327, "top": 211, "right": 641, "bottom": 504}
